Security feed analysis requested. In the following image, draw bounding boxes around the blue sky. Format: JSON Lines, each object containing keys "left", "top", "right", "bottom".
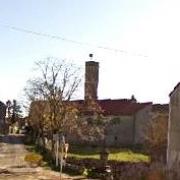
{"left": 0, "top": 0, "right": 179, "bottom": 105}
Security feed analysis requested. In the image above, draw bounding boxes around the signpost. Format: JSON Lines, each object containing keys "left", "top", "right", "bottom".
{"left": 53, "top": 133, "right": 66, "bottom": 180}
{"left": 53, "top": 133, "right": 59, "bottom": 167}
{"left": 60, "top": 134, "right": 65, "bottom": 180}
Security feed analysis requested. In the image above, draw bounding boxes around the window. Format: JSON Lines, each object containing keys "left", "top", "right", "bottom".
{"left": 111, "top": 117, "right": 121, "bottom": 124}
{"left": 86, "top": 117, "right": 93, "bottom": 125}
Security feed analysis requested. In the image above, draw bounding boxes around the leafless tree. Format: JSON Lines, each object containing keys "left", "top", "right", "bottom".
{"left": 25, "top": 57, "right": 81, "bottom": 151}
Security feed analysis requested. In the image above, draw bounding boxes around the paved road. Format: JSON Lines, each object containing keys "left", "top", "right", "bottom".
{"left": 0, "top": 134, "right": 79, "bottom": 180}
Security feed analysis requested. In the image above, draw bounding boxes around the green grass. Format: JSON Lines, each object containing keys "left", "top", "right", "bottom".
{"left": 26, "top": 144, "right": 149, "bottom": 163}
{"left": 68, "top": 146, "right": 150, "bottom": 163}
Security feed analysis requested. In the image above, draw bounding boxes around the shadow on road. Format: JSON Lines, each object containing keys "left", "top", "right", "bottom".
{"left": 0, "top": 134, "right": 25, "bottom": 145}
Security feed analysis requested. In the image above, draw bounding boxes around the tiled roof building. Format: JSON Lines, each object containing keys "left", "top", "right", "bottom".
{"left": 67, "top": 58, "right": 153, "bottom": 146}
{"left": 30, "top": 56, "right": 168, "bottom": 147}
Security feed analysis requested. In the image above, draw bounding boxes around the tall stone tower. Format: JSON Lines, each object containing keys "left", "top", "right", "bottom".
{"left": 84, "top": 54, "right": 99, "bottom": 101}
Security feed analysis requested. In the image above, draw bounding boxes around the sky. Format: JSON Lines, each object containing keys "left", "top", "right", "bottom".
{"left": 0, "top": 0, "right": 180, "bottom": 106}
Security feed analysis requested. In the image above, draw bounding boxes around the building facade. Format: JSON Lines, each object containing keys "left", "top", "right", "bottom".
{"left": 30, "top": 57, "right": 169, "bottom": 147}
{"left": 167, "top": 83, "right": 180, "bottom": 168}
{"left": 67, "top": 59, "right": 153, "bottom": 146}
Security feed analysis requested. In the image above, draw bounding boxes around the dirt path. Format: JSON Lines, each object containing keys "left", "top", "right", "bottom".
{"left": 0, "top": 134, "right": 83, "bottom": 180}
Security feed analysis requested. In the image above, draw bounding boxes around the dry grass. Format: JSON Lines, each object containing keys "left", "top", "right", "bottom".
{"left": 24, "top": 152, "right": 43, "bottom": 166}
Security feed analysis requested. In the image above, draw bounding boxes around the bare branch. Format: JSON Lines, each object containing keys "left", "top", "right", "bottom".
{"left": 24, "top": 57, "right": 82, "bottom": 151}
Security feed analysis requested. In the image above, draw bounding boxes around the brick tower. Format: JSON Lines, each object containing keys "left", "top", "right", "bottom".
{"left": 84, "top": 54, "right": 99, "bottom": 101}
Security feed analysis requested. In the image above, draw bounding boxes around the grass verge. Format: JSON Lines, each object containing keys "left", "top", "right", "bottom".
{"left": 68, "top": 145, "right": 150, "bottom": 163}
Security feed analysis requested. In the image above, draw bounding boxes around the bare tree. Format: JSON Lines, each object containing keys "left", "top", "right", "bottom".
{"left": 25, "top": 57, "right": 81, "bottom": 151}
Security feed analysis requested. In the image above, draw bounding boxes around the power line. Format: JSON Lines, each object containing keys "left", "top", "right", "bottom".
{"left": 0, "top": 23, "right": 148, "bottom": 58}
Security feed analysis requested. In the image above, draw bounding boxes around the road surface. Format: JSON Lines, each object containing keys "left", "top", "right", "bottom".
{"left": 0, "top": 134, "right": 81, "bottom": 180}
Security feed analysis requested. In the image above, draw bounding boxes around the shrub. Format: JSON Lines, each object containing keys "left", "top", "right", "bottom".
{"left": 24, "top": 153, "right": 43, "bottom": 167}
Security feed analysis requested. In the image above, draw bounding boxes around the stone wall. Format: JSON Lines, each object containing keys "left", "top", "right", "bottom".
{"left": 66, "top": 115, "right": 135, "bottom": 147}
{"left": 30, "top": 100, "right": 155, "bottom": 148}
{"left": 167, "top": 84, "right": 180, "bottom": 168}
{"left": 105, "top": 115, "right": 134, "bottom": 146}
{"left": 67, "top": 106, "right": 153, "bottom": 147}
{"left": 134, "top": 104, "right": 152, "bottom": 144}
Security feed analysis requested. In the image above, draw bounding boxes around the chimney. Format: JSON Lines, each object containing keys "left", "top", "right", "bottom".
{"left": 84, "top": 54, "right": 99, "bottom": 101}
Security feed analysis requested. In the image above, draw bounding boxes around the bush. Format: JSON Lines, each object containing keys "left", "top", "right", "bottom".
{"left": 24, "top": 153, "right": 43, "bottom": 167}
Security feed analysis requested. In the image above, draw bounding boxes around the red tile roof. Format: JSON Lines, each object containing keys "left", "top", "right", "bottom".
{"left": 31, "top": 99, "right": 152, "bottom": 116}
{"left": 72, "top": 99, "right": 152, "bottom": 116}
{"left": 99, "top": 99, "right": 152, "bottom": 116}
{"left": 152, "top": 104, "right": 169, "bottom": 113}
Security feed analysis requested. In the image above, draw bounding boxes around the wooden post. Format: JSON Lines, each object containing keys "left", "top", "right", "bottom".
{"left": 53, "top": 133, "right": 59, "bottom": 167}
{"left": 59, "top": 134, "right": 65, "bottom": 180}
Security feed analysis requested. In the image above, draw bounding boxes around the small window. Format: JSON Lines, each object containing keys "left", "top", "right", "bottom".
{"left": 111, "top": 117, "right": 121, "bottom": 124}
{"left": 114, "top": 136, "right": 118, "bottom": 141}
{"left": 86, "top": 117, "right": 93, "bottom": 125}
